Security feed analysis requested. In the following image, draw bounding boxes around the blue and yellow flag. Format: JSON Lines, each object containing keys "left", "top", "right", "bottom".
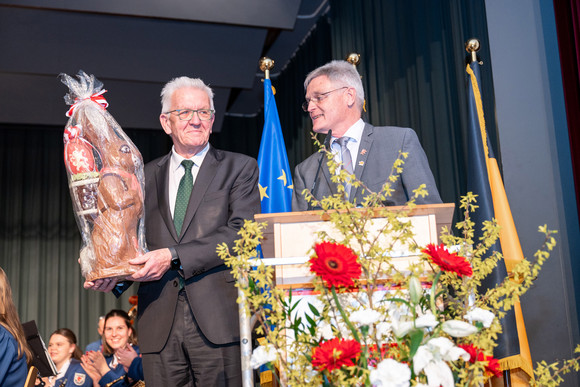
{"left": 467, "top": 60, "right": 533, "bottom": 384}
{"left": 257, "top": 78, "right": 293, "bottom": 213}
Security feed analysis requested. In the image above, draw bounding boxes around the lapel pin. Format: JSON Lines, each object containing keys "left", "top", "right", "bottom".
{"left": 359, "top": 161, "right": 365, "bottom": 166}
{"left": 360, "top": 149, "right": 367, "bottom": 155}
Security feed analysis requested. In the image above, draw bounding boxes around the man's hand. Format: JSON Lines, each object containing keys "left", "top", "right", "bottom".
{"left": 83, "top": 277, "right": 118, "bottom": 293}
{"left": 126, "top": 248, "right": 172, "bottom": 282}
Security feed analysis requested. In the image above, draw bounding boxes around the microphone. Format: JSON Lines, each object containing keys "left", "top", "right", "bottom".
{"left": 308, "top": 130, "right": 332, "bottom": 210}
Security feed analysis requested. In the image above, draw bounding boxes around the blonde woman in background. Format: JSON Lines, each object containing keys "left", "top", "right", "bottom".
{"left": 0, "top": 267, "right": 33, "bottom": 385}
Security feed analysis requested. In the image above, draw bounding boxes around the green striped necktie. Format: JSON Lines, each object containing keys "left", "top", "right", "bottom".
{"left": 174, "top": 159, "right": 194, "bottom": 235}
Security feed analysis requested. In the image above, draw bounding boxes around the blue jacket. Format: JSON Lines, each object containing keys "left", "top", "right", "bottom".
{"left": 85, "top": 339, "right": 102, "bottom": 353}
{"left": 0, "top": 325, "right": 27, "bottom": 386}
{"left": 99, "top": 347, "right": 143, "bottom": 387}
{"left": 55, "top": 358, "right": 91, "bottom": 387}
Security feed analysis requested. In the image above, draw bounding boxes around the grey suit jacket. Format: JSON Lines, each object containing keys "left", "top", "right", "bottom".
{"left": 292, "top": 123, "right": 442, "bottom": 210}
{"left": 137, "top": 146, "right": 260, "bottom": 353}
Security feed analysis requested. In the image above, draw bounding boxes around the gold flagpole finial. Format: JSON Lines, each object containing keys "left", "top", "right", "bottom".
{"left": 346, "top": 53, "right": 360, "bottom": 68}
{"left": 346, "top": 53, "right": 365, "bottom": 111}
{"left": 259, "top": 57, "right": 275, "bottom": 80}
{"left": 465, "top": 38, "right": 480, "bottom": 63}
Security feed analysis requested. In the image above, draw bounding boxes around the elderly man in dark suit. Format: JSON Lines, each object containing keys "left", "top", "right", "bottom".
{"left": 85, "top": 77, "right": 260, "bottom": 386}
{"left": 292, "top": 60, "right": 442, "bottom": 210}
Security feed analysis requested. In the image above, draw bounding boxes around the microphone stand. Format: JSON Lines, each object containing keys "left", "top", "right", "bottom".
{"left": 308, "top": 130, "right": 332, "bottom": 211}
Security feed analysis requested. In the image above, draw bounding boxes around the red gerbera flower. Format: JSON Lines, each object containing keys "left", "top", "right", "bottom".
{"left": 309, "top": 242, "right": 362, "bottom": 289}
{"left": 311, "top": 338, "right": 361, "bottom": 372}
{"left": 458, "top": 344, "right": 502, "bottom": 377}
{"left": 422, "top": 243, "right": 473, "bottom": 277}
{"left": 459, "top": 343, "right": 484, "bottom": 362}
{"left": 485, "top": 356, "right": 502, "bottom": 378}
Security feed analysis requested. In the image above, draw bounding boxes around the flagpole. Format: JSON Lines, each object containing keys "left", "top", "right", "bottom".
{"left": 240, "top": 56, "right": 280, "bottom": 387}
{"left": 238, "top": 58, "right": 276, "bottom": 386}
{"left": 346, "top": 52, "right": 360, "bottom": 69}
{"left": 465, "top": 38, "right": 480, "bottom": 63}
{"left": 346, "top": 53, "right": 366, "bottom": 112}
{"left": 259, "top": 57, "right": 275, "bottom": 80}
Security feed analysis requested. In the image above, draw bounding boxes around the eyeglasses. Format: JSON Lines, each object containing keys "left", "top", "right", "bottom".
{"left": 164, "top": 109, "right": 215, "bottom": 121}
{"left": 301, "top": 87, "right": 348, "bottom": 112}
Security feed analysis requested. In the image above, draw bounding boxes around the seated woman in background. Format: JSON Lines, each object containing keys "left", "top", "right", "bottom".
{"left": 43, "top": 328, "right": 92, "bottom": 387}
{"left": 82, "top": 309, "right": 143, "bottom": 387}
{"left": 0, "top": 267, "right": 32, "bottom": 386}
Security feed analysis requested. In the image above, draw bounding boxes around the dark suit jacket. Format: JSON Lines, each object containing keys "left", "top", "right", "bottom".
{"left": 137, "top": 146, "right": 260, "bottom": 353}
{"left": 292, "top": 123, "right": 442, "bottom": 210}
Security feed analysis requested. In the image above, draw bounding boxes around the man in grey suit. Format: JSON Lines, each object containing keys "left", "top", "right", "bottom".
{"left": 292, "top": 60, "right": 442, "bottom": 210}
{"left": 85, "top": 77, "right": 260, "bottom": 386}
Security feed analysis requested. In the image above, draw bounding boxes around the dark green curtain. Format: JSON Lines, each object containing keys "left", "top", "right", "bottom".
{"left": 0, "top": 124, "right": 171, "bottom": 348}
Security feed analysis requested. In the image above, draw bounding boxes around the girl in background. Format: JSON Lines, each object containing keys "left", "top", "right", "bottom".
{"left": 44, "top": 328, "right": 92, "bottom": 386}
{"left": 0, "top": 267, "right": 33, "bottom": 385}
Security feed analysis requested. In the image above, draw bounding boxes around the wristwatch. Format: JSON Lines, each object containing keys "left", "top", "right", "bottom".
{"left": 169, "top": 247, "right": 181, "bottom": 270}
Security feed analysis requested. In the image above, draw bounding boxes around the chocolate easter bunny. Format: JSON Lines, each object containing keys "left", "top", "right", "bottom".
{"left": 62, "top": 71, "right": 146, "bottom": 281}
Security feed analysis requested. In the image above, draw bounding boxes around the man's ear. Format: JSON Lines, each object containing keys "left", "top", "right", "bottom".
{"left": 345, "top": 87, "right": 357, "bottom": 108}
{"left": 160, "top": 114, "right": 172, "bottom": 135}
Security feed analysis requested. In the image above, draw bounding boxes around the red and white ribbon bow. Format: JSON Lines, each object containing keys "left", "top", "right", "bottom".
{"left": 65, "top": 89, "right": 109, "bottom": 117}
{"left": 63, "top": 125, "right": 82, "bottom": 143}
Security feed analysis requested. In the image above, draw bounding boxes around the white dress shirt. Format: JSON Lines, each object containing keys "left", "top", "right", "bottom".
{"left": 167, "top": 144, "right": 209, "bottom": 218}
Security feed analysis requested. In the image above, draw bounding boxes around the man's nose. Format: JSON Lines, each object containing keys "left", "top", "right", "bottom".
{"left": 188, "top": 112, "right": 202, "bottom": 124}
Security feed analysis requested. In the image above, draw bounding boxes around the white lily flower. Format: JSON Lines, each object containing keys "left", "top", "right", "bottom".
{"left": 369, "top": 358, "right": 411, "bottom": 387}
{"left": 415, "top": 312, "right": 439, "bottom": 328}
{"left": 250, "top": 345, "right": 278, "bottom": 369}
{"left": 392, "top": 310, "right": 438, "bottom": 338}
{"left": 413, "top": 337, "right": 469, "bottom": 387}
{"left": 392, "top": 320, "right": 414, "bottom": 338}
{"left": 317, "top": 321, "right": 335, "bottom": 341}
{"left": 376, "top": 321, "right": 392, "bottom": 341}
{"left": 350, "top": 308, "right": 382, "bottom": 326}
{"left": 464, "top": 307, "right": 495, "bottom": 328}
{"left": 423, "top": 361, "right": 454, "bottom": 387}
{"left": 441, "top": 320, "right": 479, "bottom": 337}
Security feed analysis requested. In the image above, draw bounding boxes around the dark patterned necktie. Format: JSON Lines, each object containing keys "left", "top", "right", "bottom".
{"left": 174, "top": 160, "right": 194, "bottom": 235}
{"left": 336, "top": 136, "right": 353, "bottom": 198}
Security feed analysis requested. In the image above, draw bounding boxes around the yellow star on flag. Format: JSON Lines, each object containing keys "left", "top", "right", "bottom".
{"left": 258, "top": 183, "right": 269, "bottom": 201}
{"left": 277, "top": 169, "right": 287, "bottom": 186}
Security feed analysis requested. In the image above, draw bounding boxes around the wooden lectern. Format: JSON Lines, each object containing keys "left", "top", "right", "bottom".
{"left": 254, "top": 203, "right": 455, "bottom": 288}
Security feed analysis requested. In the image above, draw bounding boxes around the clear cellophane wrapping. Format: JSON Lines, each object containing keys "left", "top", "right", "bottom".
{"left": 61, "top": 71, "right": 146, "bottom": 282}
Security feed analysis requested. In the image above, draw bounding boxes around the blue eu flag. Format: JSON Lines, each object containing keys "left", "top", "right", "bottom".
{"left": 257, "top": 78, "right": 293, "bottom": 213}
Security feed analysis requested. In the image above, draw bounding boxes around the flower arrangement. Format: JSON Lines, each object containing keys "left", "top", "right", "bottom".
{"left": 217, "top": 150, "right": 579, "bottom": 386}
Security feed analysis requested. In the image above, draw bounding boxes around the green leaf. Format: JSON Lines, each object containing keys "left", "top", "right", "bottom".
{"left": 308, "top": 302, "right": 321, "bottom": 317}
{"left": 408, "top": 329, "right": 424, "bottom": 358}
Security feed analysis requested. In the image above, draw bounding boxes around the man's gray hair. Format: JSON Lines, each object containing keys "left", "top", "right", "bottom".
{"left": 161, "top": 76, "right": 215, "bottom": 113}
{"left": 304, "top": 60, "right": 364, "bottom": 111}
